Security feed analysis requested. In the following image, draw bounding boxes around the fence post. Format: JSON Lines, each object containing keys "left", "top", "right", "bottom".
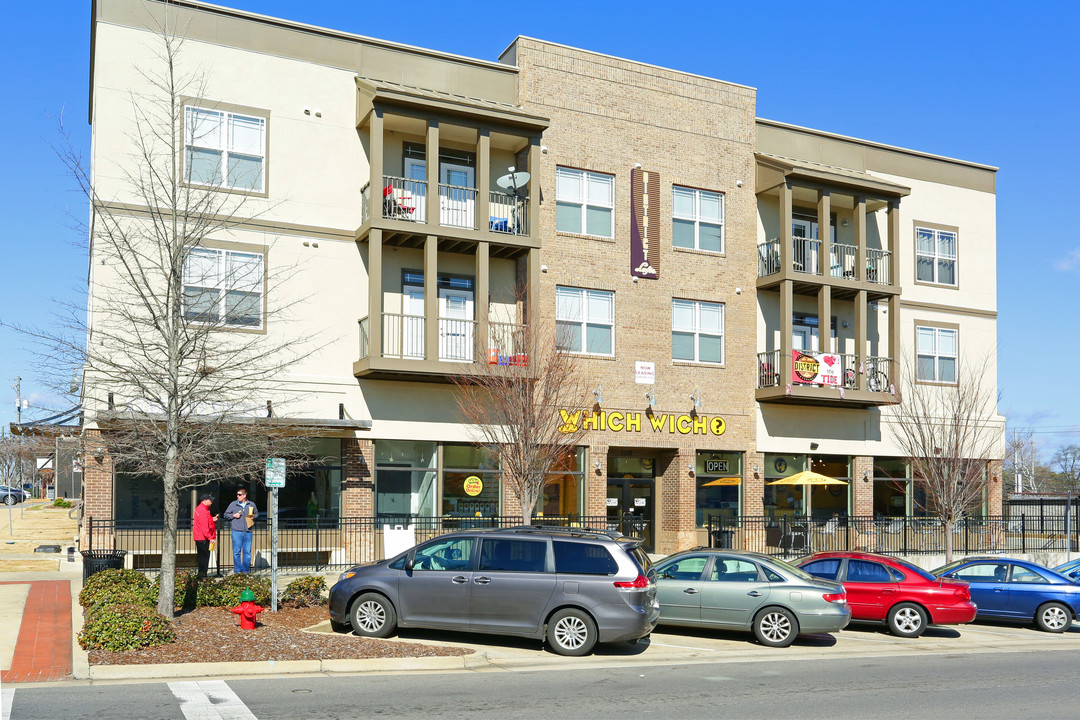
{"left": 87, "top": 516, "right": 93, "bottom": 552}
{"left": 1021, "top": 514, "right": 1026, "bottom": 554}
{"left": 315, "top": 516, "right": 321, "bottom": 572}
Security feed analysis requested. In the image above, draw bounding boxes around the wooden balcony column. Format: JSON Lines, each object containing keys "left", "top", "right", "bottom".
{"left": 528, "top": 137, "right": 543, "bottom": 235}
{"left": 780, "top": 182, "right": 793, "bottom": 273}
{"left": 888, "top": 199, "right": 901, "bottom": 287}
{"left": 817, "top": 190, "right": 830, "bottom": 279}
{"left": 424, "top": 235, "right": 438, "bottom": 360}
{"left": 854, "top": 289, "right": 868, "bottom": 391}
{"left": 853, "top": 195, "right": 866, "bottom": 284}
{"left": 369, "top": 109, "right": 385, "bottom": 224}
{"left": 476, "top": 241, "right": 490, "bottom": 358}
{"left": 526, "top": 247, "right": 541, "bottom": 328}
{"left": 368, "top": 228, "right": 383, "bottom": 359}
{"left": 426, "top": 120, "right": 440, "bottom": 227}
{"left": 477, "top": 129, "right": 491, "bottom": 233}
{"left": 889, "top": 294, "right": 901, "bottom": 393}
{"left": 817, "top": 285, "right": 831, "bottom": 354}
{"left": 780, "top": 279, "right": 793, "bottom": 383}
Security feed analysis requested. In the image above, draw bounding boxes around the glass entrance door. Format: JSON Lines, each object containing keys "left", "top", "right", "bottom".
{"left": 606, "top": 457, "right": 656, "bottom": 551}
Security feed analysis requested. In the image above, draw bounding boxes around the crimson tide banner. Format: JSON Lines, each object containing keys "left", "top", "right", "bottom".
{"left": 630, "top": 167, "right": 660, "bottom": 279}
{"left": 792, "top": 351, "right": 842, "bottom": 386}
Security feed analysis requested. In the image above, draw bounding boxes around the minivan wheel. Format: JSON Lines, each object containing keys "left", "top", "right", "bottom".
{"left": 547, "top": 609, "right": 597, "bottom": 656}
{"left": 350, "top": 593, "right": 397, "bottom": 638}
{"left": 753, "top": 607, "right": 798, "bottom": 648}
{"left": 1035, "top": 602, "right": 1071, "bottom": 633}
{"left": 887, "top": 603, "right": 928, "bottom": 638}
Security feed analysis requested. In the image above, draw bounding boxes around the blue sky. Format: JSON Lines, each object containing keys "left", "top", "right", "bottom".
{"left": 1, "top": 1, "right": 1077, "bottom": 457}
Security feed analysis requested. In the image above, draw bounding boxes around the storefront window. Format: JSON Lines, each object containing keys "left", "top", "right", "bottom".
{"left": 443, "top": 444, "right": 500, "bottom": 518}
{"left": 375, "top": 440, "right": 436, "bottom": 518}
{"left": 762, "top": 454, "right": 807, "bottom": 518}
{"left": 542, "top": 448, "right": 584, "bottom": 517}
{"left": 874, "top": 459, "right": 910, "bottom": 517}
{"left": 808, "top": 455, "right": 850, "bottom": 521}
{"left": 695, "top": 451, "right": 742, "bottom": 526}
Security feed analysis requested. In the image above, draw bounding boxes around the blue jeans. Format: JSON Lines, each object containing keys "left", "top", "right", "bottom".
{"left": 232, "top": 530, "right": 253, "bottom": 573}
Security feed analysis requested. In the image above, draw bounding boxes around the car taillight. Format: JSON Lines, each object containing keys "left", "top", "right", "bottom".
{"left": 614, "top": 574, "right": 650, "bottom": 589}
{"left": 822, "top": 592, "right": 847, "bottom": 604}
{"left": 954, "top": 585, "right": 970, "bottom": 600}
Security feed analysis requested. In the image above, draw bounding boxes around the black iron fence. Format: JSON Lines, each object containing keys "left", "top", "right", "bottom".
{"left": 707, "top": 514, "right": 1080, "bottom": 557}
{"left": 85, "top": 514, "right": 634, "bottom": 573}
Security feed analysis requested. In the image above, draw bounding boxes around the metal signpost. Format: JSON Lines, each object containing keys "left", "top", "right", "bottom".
{"left": 265, "top": 457, "right": 286, "bottom": 612}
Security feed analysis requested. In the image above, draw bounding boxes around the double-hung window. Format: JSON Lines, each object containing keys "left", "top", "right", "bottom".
{"left": 915, "top": 227, "right": 957, "bottom": 285}
{"left": 185, "top": 106, "right": 266, "bottom": 192}
{"left": 673, "top": 186, "right": 724, "bottom": 252}
{"left": 556, "top": 168, "right": 614, "bottom": 238}
{"left": 555, "top": 286, "right": 614, "bottom": 356}
{"left": 183, "top": 247, "right": 265, "bottom": 329}
{"left": 672, "top": 299, "right": 724, "bottom": 364}
{"left": 916, "top": 326, "right": 957, "bottom": 382}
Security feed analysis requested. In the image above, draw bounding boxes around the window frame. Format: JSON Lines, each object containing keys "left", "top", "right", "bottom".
{"left": 915, "top": 324, "right": 959, "bottom": 384}
{"left": 555, "top": 167, "right": 615, "bottom": 239}
{"left": 914, "top": 224, "right": 958, "bottom": 287}
{"left": 182, "top": 242, "right": 267, "bottom": 332}
{"left": 672, "top": 185, "right": 725, "bottom": 253}
{"left": 182, "top": 100, "right": 269, "bottom": 197}
{"left": 555, "top": 286, "right": 615, "bottom": 357}
{"left": 672, "top": 298, "right": 724, "bottom": 365}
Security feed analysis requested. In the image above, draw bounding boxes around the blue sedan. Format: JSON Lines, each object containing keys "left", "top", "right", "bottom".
{"left": 932, "top": 557, "right": 1080, "bottom": 632}
{"left": 1053, "top": 558, "right": 1080, "bottom": 582}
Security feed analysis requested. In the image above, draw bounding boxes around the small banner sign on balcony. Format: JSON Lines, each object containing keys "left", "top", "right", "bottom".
{"left": 792, "top": 351, "right": 842, "bottom": 386}
{"left": 630, "top": 167, "right": 660, "bottom": 278}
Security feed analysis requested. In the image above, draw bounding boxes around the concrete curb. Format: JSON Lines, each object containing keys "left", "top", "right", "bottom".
{"left": 88, "top": 654, "right": 482, "bottom": 681}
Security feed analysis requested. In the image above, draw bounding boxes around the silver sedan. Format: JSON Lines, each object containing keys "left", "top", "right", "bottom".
{"left": 654, "top": 549, "right": 851, "bottom": 647}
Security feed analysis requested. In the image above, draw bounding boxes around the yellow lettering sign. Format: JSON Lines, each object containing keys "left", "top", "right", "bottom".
{"left": 608, "top": 412, "right": 624, "bottom": 431}
{"left": 558, "top": 409, "right": 581, "bottom": 434}
{"left": 676, "top": 415, "right": 693, "bottom": 434}
{"left": 649, "top": 413, "right": 667, "bottom": 432}
{"left": 710, "top": 417, "right": 726, "bottom": 436}
{"left": 626, "top": 413, "right": 641, "bottom": 432}
{"left": 561, "top": 409, "right": 726, "bottom": 436}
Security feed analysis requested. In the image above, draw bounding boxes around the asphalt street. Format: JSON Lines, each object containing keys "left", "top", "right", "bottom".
{"left": 3, "top": 620, "right": 1078, "bottom": 720}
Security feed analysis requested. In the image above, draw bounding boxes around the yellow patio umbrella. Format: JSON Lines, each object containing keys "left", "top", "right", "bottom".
{"left": 767, "top": 470, "right": 848, "bottom": 520}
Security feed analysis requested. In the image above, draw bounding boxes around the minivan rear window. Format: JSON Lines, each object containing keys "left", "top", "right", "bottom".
{"left": 553, "top": 541, "right": 618, "bottom": 575}
{"left": 478, "top": 538, "right": 547, "bottom": 573}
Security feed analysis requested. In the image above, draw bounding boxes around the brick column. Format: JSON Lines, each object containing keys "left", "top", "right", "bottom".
{"left": 342, "top": 437, "right": 375, "bottom": 563}
{"left": 80, "top": 429, "right": 115, "bottom": 550}
{"left": 585, "top": 444, "right": 607, "bottom": 519}
{"left": 987, "top": 459, "right": 1004, "bottom": 516}
{"left": 851, "top": 455, "right": 875, "bottom": 550}
{"left": 742, "top": 451, "right": 765, "bottom": 552}
{"left": 666, "top": 448, "right": 696, "bottom": 554}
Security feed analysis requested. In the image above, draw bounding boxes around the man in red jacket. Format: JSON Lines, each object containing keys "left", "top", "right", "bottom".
{"left": 193, "top": 494, "right": 218, "bottom": 579}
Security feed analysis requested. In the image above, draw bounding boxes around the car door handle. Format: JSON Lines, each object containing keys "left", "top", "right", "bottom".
{"left": 452, "top": 575, "right": 469, "bottom": 584}
{"left": 683, "top": 588, "right": 698, "bottom": 595}
{"left": 473, "top": 576, "right": 491, "bottom": 585}
{"left": 882, "top": 588, "right": 897, "bottom": 593}
{"left": 994, "top": 587, "right": 1006, "bottom": 592}
{"left": 747, "top": 591, "right": 763, "bottom": 597}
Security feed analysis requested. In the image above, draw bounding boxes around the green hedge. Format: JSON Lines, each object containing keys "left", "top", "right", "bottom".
{"left": 78, "top": 603, "right": 175, "bottom": 652}
{"left": 280, "top": 575, "right": 327, "bottom": 608}
{"left": 153, "top": 570, "right": 199, "bottom": 611}
{"left": 78, "top": 569, "right": 156, "bottom": 611}
{"left": 196, "top": 574, "right": 272, "bottom": 608}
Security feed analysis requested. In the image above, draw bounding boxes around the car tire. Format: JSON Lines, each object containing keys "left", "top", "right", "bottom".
{"left": 753, "top": 607, "right": 799, "bottom": 648}
{"left": 1035, "top": 602, "right": 1071, "bottom": 633}
{"left": 350, "top": 593, "right": 397, "bottom": 638}
{"left": 3, "top": 495, "right": 14, "bottom": 506}
{"left": 887, "top": 602, "right": 928, "bottom": 638}
{"left": 547, "top": 608, "right": 597, "bottom": 656}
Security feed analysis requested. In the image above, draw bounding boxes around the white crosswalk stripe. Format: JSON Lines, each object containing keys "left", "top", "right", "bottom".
{"left": 1, "top": 687, "right": 14, "bottom": 720}
{"left": 168, "top": 680, "right": 258, "bottom": 720}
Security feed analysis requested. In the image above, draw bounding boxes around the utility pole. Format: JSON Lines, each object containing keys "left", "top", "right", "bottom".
{"left": 11, "top": 378, "right": 22, "bottom": 495}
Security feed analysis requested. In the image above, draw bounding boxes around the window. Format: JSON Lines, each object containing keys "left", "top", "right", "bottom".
{"left": 952, "top": 563, "right": 1008, "bottom": 583}
{"left": 657, "top": 555, "right": 709, "bottom": 581}
{"left": 556, "top": 286, "right": 614, "bottom": 356}
{"left": 916, "top": 226, "right": 957, "bottom": 285}
{"left": 801, "top": 558, "right": 842, "bottom": 581}
{"left": 185, "top": 106, "right": 266, "bottom": 192}
{"left": 672, "top": 299, "right": 723, "bottom": 364}
{"left": 708, "top": 558, "right": 759, "bottom": 582}
{"left": 182, "top": 247, "right": 264, "bottom": 328}
{"left": 916, "top": 326, "right": 958, "bottom": 383}
{"left": 478, "top": 539, "right": 547, "bottom": 573}
{"left": 552, "top": 541, "right": 617, "bottom": 575}
{"left": 1009, "top": 566, "right": 1050, "bottom": 584}
{"left": 845, "top": 560, "right": 894, "bottom": 583}
{"left": 673, "top": 186, "right": 724, "bottom": 252}
{"left": 413, "top": 537, "right": 473, "bottom": 571}
{"left": 556, "top": 168, "right": 614, "bottom": 238}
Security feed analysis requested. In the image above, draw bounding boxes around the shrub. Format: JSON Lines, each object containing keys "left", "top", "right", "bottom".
{"left": 279, "top": 575, "right": 327, "bottom": 608}
{"left": 53, "top": 498, "right": 73, "bottom": 508}
{"left": 153, "top": 570, "right": 199, "bottom": 611}
{"left": 196, "top": 574, "right": 272, "bottom": 608}
{"left": 78, "top": 603, "right": 175, "bottom": 652}
{"left": 79, "top": 569, "right": 155, "bottom": 611}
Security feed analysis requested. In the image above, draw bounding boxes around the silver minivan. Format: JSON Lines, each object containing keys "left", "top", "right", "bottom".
{"left": 329, "top": 525, "right": 659, "bottom": 655}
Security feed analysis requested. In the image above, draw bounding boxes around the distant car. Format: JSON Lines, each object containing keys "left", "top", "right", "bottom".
{"left": 797, "top": 551, "right": 975, "bottom": 637}
{"left": 1052, "top": 558, "right": 1080, "bottom": 582}
{"left": 932, "top": 557, "right": 1080, "bottom": 632}
{"left": 329, "top": 525, "right": 659, "bottom": 656}
{"left": 653, "top": 549, "right": 850, "bottom": 648}
{"left": 0, "top": 486, "right": 25, "bottom": 506}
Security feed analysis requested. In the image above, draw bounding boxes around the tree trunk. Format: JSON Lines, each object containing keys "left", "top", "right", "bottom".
{"left": 943, "top": 519, "right": 954, "bottom": 564}
{"left": 157, "top": 442, "right": 180, "bottom": 618}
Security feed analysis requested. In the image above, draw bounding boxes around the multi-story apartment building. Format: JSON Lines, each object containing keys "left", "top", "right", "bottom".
{"left": 82, "top": 0, "right": 1003, "bottom": 560}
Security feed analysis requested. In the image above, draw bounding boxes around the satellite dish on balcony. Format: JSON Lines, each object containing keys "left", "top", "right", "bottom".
{"left": 495, "top": 171, "right": 530, "bottom": 194}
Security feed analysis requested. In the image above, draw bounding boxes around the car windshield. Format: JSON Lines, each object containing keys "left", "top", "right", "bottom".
{"left": 766, "top": 556, "right": 818, "bottom": 582}
{"left": 890, "top": 558, "right": 936, "bottom": 581}
{"left": 930, "top": 559, "right": 970, "bottom": 576}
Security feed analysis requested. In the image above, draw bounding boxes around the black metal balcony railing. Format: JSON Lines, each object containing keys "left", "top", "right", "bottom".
{"left": 362, "top": 177, "right": 531, "bottom": 238}
{"left": 86, "top": 515, "right": 628, "bottom": 573}
{"left": 707, "top": 515, "right": 1079, "bottom": 557}
{"left": 757, "top": 351, "right": 893, "bottom": 393}
{"left": 757, "top": 238, "right": 892, "bottom": 285}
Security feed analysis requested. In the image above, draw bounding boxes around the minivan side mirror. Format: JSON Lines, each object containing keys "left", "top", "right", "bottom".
{"left": 404, "top": 554, "right": 415, "bottom": 572}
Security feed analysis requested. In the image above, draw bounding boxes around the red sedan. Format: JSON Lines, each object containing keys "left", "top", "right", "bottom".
{"left": 796, "top": 551, "right": 975, "bottom": 637}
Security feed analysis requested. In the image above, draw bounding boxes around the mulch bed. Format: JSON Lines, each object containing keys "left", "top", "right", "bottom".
{"left": 87, "top": 605, "right": 472, "bottom": 665}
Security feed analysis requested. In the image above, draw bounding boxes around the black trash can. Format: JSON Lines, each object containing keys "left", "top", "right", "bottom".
{"left": 81, "top": 549, "right": 127, "bottom": 582}
{"left": 714, "top": 529, "right": 734, "bottom": 549}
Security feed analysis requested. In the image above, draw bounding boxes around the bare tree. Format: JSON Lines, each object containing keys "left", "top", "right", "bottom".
{"left": 890, "top": 354, "right": 1003, "bottom": 562}
{"left": 1004, "top": 428, "right": 1041, "bottom": 493}
{"left": 25, "top": 17, "right": 319, "bottom": 616}
{"left": 451, "top": 308, "right": 592, "bottom": 524}
{"left": 1052, "top": 444, "right": 1080, "bottom": 492}
{"left": 0, "top": 433, "right": 37, "bottom": 491}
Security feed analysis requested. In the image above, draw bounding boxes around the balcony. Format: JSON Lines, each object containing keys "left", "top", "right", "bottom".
{"left": 361, "top": 178, "right": 530, "bottom": 238}
{"left": 355, "top": 315, "right": 527, "bottom": 380}
{"left": 757, "top": 238, "right": 894, "bottom": 298}
{"left": 756, "top": 350, "right": 899, "bottom": 407}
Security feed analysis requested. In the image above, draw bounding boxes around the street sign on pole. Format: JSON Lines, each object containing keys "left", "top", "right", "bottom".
{"left": 265, "top": 458, "right": 285, "bottom": 611}
{"left": 265, "top": 457, "right": 286, "bottom": 488}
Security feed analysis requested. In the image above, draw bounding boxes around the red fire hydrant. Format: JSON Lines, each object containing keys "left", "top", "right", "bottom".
{"left": 232, "top": 589, "right": 264, "bottom": 630}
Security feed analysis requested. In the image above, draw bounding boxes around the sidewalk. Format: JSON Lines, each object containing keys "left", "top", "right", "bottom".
{"left": 0, "top": 564, "right": 83, "bottom": 684}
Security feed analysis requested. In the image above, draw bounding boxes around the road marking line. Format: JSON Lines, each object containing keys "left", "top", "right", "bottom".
{"left": 169, "top": 681, "right": 258, "bottom": 720}
{"left": 2, "top": 687, "right": 13, "bottom": 720}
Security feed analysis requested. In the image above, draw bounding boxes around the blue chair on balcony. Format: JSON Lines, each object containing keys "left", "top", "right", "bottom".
{"left": 489, "top": 216, "right": 510, "bottom": 233}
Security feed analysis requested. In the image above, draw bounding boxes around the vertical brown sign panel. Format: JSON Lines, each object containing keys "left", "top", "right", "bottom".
{"left": 630, "top": 167, "right": 660, "bottom": 279}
